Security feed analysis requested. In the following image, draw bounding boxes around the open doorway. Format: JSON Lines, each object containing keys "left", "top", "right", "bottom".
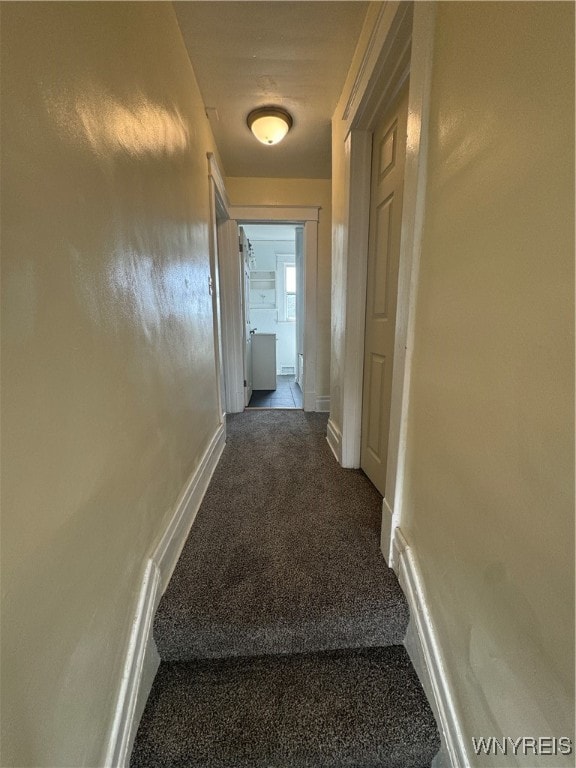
{"left": 241, "top": 223, "right": 303, "bottom": 409}
{"left": 210, "top": 185, "right": 319, "bottom": 416}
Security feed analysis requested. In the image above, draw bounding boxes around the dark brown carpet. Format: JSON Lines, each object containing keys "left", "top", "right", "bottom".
{"left": 154, "top": 411, "right": 409, "bottom": 660}
{"left": 131, "top": 411, "right": 439, "bottom": 768}
{"left": 130, "top": 646, "right": 440, "bottom": 768}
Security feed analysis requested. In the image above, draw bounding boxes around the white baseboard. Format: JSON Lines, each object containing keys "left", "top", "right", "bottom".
{"left": 152, "top": 422, "right": 226, "bottom": 590}
{"left": 303, "top": 390, "right": 316, "bottom": 412}
{"left": 104, "top": 560, "right": 161, "bottom": 768}
{"left": 394, "top": 528, "right": 468, "bottom": 768}
{"left": 315, "top": 395, "right": 330, "bottom": 412}
{"left": 326, "top": 417, "right": 342, "bottom": 463}
{"left": 380, "top": 498, "right": 394, "bottom": 565}
{"left": 104, "top": 422, "right": 226, "bottom": 767}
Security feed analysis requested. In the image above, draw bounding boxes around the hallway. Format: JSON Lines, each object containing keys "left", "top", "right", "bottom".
{"left": 2, "top": 3, "right": 573, "bottom": 766}
{"left": 130, "top": 410, "right": 439, "bottom": 767}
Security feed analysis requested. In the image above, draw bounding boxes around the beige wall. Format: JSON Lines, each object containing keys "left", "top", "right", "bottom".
{"left": 403, "top": 1, "right": 574, "bottom": 759}
{"left": 225, "top": 177, "right": 332, "bottom": 400}
{"left": 1, "top": 3, "right": 222, "bottom": 766}
{"left": 330, "top": 0, "right": 574, "bottom": 759}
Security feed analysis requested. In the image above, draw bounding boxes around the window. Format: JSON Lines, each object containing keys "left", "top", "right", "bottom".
{"left": 285, "top": 264, "right": 296, "bottom": 322}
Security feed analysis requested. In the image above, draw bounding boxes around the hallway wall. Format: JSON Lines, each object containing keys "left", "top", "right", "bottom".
{"left": 1, "top": 4, "right": 222, "bottom": 766}
{"left": 402, "top": 1, "right": 574, "bottom": 754}
{"left": 330, "top": 0, "right": 574, "bottom": 760}
{"left": 225, "top": 177, "right": 332, "bottom": 404}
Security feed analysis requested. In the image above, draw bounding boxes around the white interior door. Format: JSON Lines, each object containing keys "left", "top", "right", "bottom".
{"left": 240, "top": 227, "right": 253, "bottom": 406}
{"left": 360, "top": 81, "right": 409, "bottom": 496}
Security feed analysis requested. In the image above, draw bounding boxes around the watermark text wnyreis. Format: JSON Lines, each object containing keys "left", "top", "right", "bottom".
{"left": 472, "top": 737, "right": 573, "bottom": 757}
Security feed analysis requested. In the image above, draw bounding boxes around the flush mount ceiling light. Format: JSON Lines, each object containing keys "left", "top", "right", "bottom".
{"left": 247, "top": 107, "right": 293, "bottom": 146}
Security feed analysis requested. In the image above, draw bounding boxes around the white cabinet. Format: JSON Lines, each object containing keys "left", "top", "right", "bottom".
{"left": 252, "top": 334, "right": 277, "bottom": 390}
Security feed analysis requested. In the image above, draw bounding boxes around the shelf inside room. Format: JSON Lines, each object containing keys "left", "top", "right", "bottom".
{"left": 250, "top": 270, "right": 276, "bottom": 308}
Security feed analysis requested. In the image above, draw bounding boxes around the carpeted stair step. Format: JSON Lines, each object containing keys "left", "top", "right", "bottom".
{"left": 130, "top": 645, "right": 440, "bottom": 768}
{"left": 154, "top": 411, "right": 410, "bottom": 661}
{"left": 154, "top": 561, "right": 409, "bottom": 660}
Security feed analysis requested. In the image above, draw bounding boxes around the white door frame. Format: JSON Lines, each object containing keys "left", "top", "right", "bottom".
{"left": 207, "top": 152, "right": 229, "bottom": 423}
{"left": 335, "top": 2, "right": 436, "bottom": 564}
{"left": 229, "top": 205, "right": 320, "bottom": 412}
{"left": 239, "top": 226, "right": 253, "bottom": 406}
{"left": 208, "top": 156, "right": 320, "bottom": 415}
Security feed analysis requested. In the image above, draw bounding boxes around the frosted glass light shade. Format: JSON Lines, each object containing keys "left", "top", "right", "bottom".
{"left": 247, "top": 107, "right": 293, "bottom": 145}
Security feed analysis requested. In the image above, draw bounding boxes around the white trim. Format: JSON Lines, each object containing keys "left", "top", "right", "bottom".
{"left": 303, "top": 390, "right": 316, "bottom": 412}
{"left": 229, "top": 207, "right": 320, "bottom": 412}
{"left": 207, "top": 152, "right": 230, "bottom": 215}
{"left": 315, "top": 395, "right": 330, "bottom": 413}
{"left": 347, "top": 2, "right": 414, "bottom": 134}
{"left": 295, "top": 230, "right": 305, "bottom": 391}
{"left": 388, "top": 1, "right": 437, "bottom": 561}
{"left": 302, "top": 221, "right": 318, "bottom": 412}
{"left": 229, "top": 205, "right": 319, "bottom": 222}
{"left": 340, "top": 129, "right": 372, "bottom": 468}
{"left": 218, "top": 219, "right": 245, "bottom": 414}
{"left": 296, "top": 352, "right": 304, "bottom": 390}
{"left": 104, "top": 560, "right": 161, "bottom": 768}
{"left": 395, "top": 528, "right": 468, "bottom": 768}
{"left": 342, "top": 2, "right": 389, "bottom": 122}
{"left": 379, "top": 498, "right": 394, "bottom": 566}
{"left": 207, "top": 153, "right": 229, "bottom": 423}
{"left": 152, "top": 423, "right": 226, "bottom": 590}
{"left": 104, "top": 422, "right": 226, "bottom": 767}
{"left": 326, "top": 417, "right": 342, "bottom": 463}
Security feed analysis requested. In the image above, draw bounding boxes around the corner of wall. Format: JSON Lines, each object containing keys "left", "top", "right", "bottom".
{"left": 393, "top": 527, "right": 468, "bottom": 768}
{"left": 326, "top": 417, "right": 343, "bottom": 464}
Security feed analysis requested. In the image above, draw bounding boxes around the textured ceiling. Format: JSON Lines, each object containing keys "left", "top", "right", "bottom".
{"left": 174, "top": 2, "right": 368, "bottom": 179}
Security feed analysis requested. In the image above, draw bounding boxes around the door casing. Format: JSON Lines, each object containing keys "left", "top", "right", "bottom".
{"left": 212, "top": 197, "right": 320, "bottom": 415}
{"left": 239, "top": 227, "right": 253, "bottom": 406}
{"left": 232, "top": 209, "right": 319, "bottom": 412}
{"left": 332, "top": 1, "right": 436, "bottom": 565}
{"left": 207, "top": 153, "right": 228, "bottom": 423}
